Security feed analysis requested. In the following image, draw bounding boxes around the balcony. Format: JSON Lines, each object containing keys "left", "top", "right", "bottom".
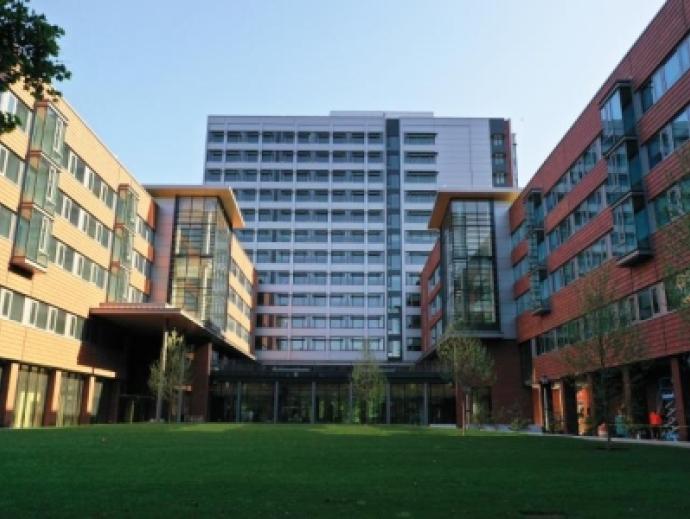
{"left": 612, "top": 194, "right": 653, "bottom": 267}
{"left": 29, "top": 103, "right": 66, "bottom": 166}
{"left": 525, "top": 189, "right": 544, "bottom": 230}
{"left": 20, "top": 157, "right": 58, "bottom": 216}
{"left": 11, "top": 209, "right": 51, "bottom": 273}
{"left": 107, "top": 265, "right": 130, "bottom": 303}
{"left": 531, "top": 296, "right": 550, "bottom": 316}
{"left": 605, "top": 139, "right": 643, "bottom": 206}
{"left": 115, "top": 185, "right": 138, "bottom": 230}
{"left": 600, "top": 82, "right": 636, "bottom": 156}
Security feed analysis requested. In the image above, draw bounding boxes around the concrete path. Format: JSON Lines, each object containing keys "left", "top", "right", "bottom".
{"left": 552, "top": 433, "right": 690, "bottom": 448}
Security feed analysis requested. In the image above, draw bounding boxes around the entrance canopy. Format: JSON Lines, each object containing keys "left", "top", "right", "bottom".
{"left": 90, "top": 303, "right": 254, "bottom": 360}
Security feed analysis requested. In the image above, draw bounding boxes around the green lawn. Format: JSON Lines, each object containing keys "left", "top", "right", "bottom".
{"left": 1, "top": 424, "right": 689, "bottom": 518}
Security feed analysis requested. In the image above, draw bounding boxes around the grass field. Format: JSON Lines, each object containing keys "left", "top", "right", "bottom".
{"left": 1, "top": 424, "right": 689, "bottom": 518}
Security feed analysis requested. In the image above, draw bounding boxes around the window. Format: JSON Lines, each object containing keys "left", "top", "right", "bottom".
{"left": 640, "top": 34, "right": 690, "bottom": 112}
{"left": 38, "top": 217, "right": 50, "bottom": 255}
{"left": 52, "top": 116, "right": 65, "bottom": 154}
{"left": 46, "top": 166, "right": 57, "bottom": 205}
{"left": 404, "top": 152, "right": 436, "bottom": 164}
{"left": 404, "top": 133, "right": 436, "bottom": 145}
{"left": 0, "top": 204, "right": 15, "bottom": 239}
{"left": 0, "top": 144, "right": 22, "bottom": 183}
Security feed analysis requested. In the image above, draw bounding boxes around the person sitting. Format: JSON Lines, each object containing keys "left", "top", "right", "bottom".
{"left": 649, "top": 410, "right": 663, "bottom": 439}
{"left": 614, "top": 408, "right": 628, "bottom": 438}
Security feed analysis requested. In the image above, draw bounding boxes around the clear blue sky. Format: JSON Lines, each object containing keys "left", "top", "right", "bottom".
{"left": 33, "top": 0, "right": 665, "bottom": 187}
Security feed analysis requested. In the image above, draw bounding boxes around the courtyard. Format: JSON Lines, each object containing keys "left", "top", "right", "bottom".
{"left": 1, "top": 424, "right": 689, "bottom": 518}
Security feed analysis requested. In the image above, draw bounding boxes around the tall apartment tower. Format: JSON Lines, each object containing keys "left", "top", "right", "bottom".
{"left": 204, "top": 112, "right": 515, "bottom": 366}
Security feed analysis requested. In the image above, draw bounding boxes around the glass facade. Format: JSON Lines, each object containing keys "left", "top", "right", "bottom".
{"left": 385, "top": 119, "right": 403, "bottom": 359}
{"left": 277, "top": 382, "right": 312, "bottom": 423}
{"left": 239, "top": 382, "right": 274, "bottom": 422}
{"left": 13, "top": 365, "right": 49, "bottom": 428}
{"left": 207, "top": 379, "right": 459, "bottom": 425}
{"left": 428, "top": 383, "right": 456, "bottom": 424}
{"left": 389, "top": 383, "right": 424, "bottom": 424}
{"left": 171, "top": 197, "right": 231, "bottom": 332}
{"left": 442, "top": 200, "right": 499, "bottom": 330}
{"left": 57, "top": 373, "right": 84, "bottom": 427}
{"left": 315, "top": 382, "right": 349, "bottom": 423}
{"left": 600, "top": 85, "right": 635, "bottom": 154}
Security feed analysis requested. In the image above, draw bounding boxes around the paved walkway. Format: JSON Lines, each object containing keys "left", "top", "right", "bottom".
{"left": 552, "top": 433, "right": 690, "bottom": 448}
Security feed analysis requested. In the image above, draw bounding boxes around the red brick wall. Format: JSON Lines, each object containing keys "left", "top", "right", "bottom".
{"left": 420, "top": 240, "right": 441, "bottom": 353}
{"left": 511, "top": 0, "right": 690, "bottom": 378}
{"left": 190, "top": 343, "right": 212, "bottom": 420}
{"left": 489, "top": 340, "right": 532, "bottom": 419}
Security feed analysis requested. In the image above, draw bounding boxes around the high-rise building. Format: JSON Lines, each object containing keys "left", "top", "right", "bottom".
{"left": 204, "top": 113, "right": 516, "bottom": 367}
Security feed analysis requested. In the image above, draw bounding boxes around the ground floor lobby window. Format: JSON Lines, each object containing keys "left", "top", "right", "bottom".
{"left": 315, "top": 382, "right": 349, "bottom": 423}
{"left": 14, "top": 365, "right": 49, "bottom": 428}
{"left": 57, "top": 373, "right": 84, "bottom": 427}
{"left": 390, "top": 383, "right": 424, "bottom": 424}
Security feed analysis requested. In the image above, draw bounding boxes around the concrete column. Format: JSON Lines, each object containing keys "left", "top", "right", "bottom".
{"left": 556, "top": 381, "right": 567, "bottom": 433}
{"left": 348, "top": 380, "right": 354, "bottom": 423}
{"left": 385, "top": 382, "right": 391, "bottom": 424}
{"left": 43, "top": 370, "right": 62, "bottom": 427}
{"left": 0, "top": 362, "right": 20, "bottom": 428}
{"left": 79, "top": 376, "right": 96, "bottom": 425}
{"left": 531, "top": 385, "right": 542, "bottom": 428}
{"left": 235, "top": 381, "right": 241, "bottom": 423}
{"left": 108, "top": 379, "right": 121, "bottom": 424}
{"left": 455, "top": 384, "right": 464, "bottom": 429}
{"left": 670, "top": 356, "right": 688, "bottom": 442}
{"left": 541, "top": 383, "right": 551, "bottom": 432}
{"left": 190, "top": 342, "right": 212, "bottom": 422}
{"left": 422, "top": 382, "right": 429, "bottom": 426}
{"left": 311, "top": 381, "right": 316, "bottom": 424}
{"left": 622, "top": 366, "right": 633, "bottom": 421}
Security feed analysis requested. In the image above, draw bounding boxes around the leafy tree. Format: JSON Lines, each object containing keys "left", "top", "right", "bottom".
{"left": 561, "top": 268, "right": 645, "bottom": 448}
{"left": 436, "top": 321, "right": 496, "bottom": 430}
{"left": 657, "top": 148, "right": 690, "bottom": 326}
{"left": 148, "top": 330, "right": 191, "bottom": 423}
{"left": 351, "top": 342, "right": 386, "bottom": 424}
{"left": 1, "top": 0, "right": 71, "bottom": 133}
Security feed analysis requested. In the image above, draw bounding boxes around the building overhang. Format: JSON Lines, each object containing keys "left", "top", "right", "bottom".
{"left": 143, "top": 184, "right": 245, "bottom": 229}
{"left": 89, "top": 303, "right": 255, "bottom": 361}
{"left": 428, "top": 189, "right": 519, "bottom": 230}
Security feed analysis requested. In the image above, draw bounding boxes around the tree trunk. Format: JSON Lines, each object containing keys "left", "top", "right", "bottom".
{"left": 465, "top": 392, "right": 472, "bottom": 432}
{"left": 600, "top": 370, "right": 612, "bottom": 450}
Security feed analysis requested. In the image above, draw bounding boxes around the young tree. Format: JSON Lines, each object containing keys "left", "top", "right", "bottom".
{"left": 561, "top": 268, "right": 645, "bottom": 448}
{"left": 436, "top": 321, "right": 496, "bottom": 431}
{"left": 1, "top": 0, "right": 71, "bottom": 133}
{"left": 658, "top": 147, "right": 690, "bottom": 325}
{"left": 148, "top": 330, "right": 191, "bottom": 423}
{"left": 351, "top": 342, "right": 386, "bottom": 424}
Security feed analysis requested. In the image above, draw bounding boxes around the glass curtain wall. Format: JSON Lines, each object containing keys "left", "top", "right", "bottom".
{"left": 385, "top": 119, "right": 403, "bottom": 359}
{"left": 92, "top": 379, "right": 112, "bottom": 423}
{"left": 390, "top": 383, "right": 424, "bottom": 424}
{"left": 57, "top": 373, "right": 84, "bottom": 426}
{"left": 171, "top": 197, "right": 231, "bottom": 332}
{"left": 428, "top": 383, "right": 456, "bottom": 424}
{"left": 442, "top": 200, "right": 499, "bottom": 330}
{"left": 277, "top": 382, "right": 312, "bottom": 423}
{"left": 13, "top": 365, "right": 49, "bottom": 428}
{"left": 239, "top": 382, "right": 274, "bottom": 422}
{"left": 315, "top": 382, "right": 349, "bottom": 423}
